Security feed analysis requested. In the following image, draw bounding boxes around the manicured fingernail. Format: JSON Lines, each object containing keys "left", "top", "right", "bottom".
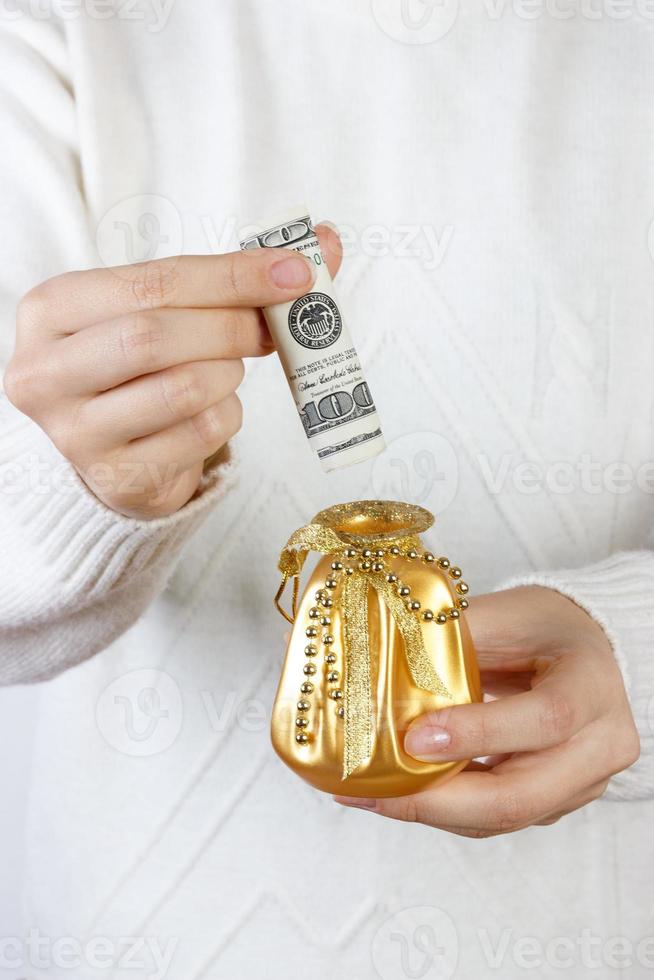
{"left": 334, "top": 796, "right": 377, "bottom": 811}
{"left": 270, "top": 256, "right": 315, "bottom": 289}
{"left": 316, "top": 220, "right": 340, "bottom": 259}
{"left": 405, "top": 725, "right": 451, "bottom": 760}
{"left": 316, "top": 219, "right": 339, "bottom": 234}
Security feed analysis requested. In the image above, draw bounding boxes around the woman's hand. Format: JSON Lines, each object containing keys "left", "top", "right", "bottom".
{"left": 4, "top": 224, "right": 342, "bottom": 519}
{"left": 336, "top": 586, "right": 640, "bottom": 836}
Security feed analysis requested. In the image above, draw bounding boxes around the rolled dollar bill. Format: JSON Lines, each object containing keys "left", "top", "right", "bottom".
{"left": 240, "top": 207, "right": 385, "bottom": 472}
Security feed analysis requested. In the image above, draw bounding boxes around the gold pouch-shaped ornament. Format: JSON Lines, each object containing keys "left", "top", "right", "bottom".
{"left": 271, "top": 501, "right": 482, "bottom": 798}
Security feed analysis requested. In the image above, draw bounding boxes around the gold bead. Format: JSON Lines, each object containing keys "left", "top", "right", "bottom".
{"left": 297, "top": 700, "right": 311, "bottom": 713}
{"left": 300, "top": 682, "right": 314, "bottom": 694}
{"left": 458, "top": 598, "right": 469, "bottom": 610}
{"left": 305, "top": 626, "right": 317, "bottom": 638}
{"left": 325, "top": 653, "right": 337, "bottom": 665}
{"left": 296, "top": 732, "right": 310, "bottom": 745}
{"left": 325, "top": 578, "right": 338, "bottom": 590}
{"left": 308, "top": 607, "right": 320, "bottom": 619}
{"left": 423, "top": 552, "right": 435, "bottom": 563}
{"left": 389, "top": 546, "right": 400, "bottom": 555}
{"left": 320, "top": 615, "right": 331, "bottom": 626}
{"left": 331, "top": 561, "right": 343, "bottom": 571}
{"left": 344, "top": 548, "right": 357, "bottom": 558}
{"left": 327, "top": 670, "right": 339, "bottom": 683}
{"left": 337, "top": 706, "right": 345, "bottom": 719}
{"left": 375, "top": 549, "right": 385, "bottom": 557}
{"left": 304, "top": 644, "right": 317, "bottom": 656}
{"left": 436, "top": 613, "right": 448, "bottom": 624}
{"left": 449, "top": 567, "right": 462, "bottom": 579}
{"left": 386, "top": 572, "right": 398, "bottom": 583}
{"left": 322, "top": 597, "right": 333, "bottom": 608}
{"left": 315, "top": 590, "right": 325, "bottom": 601}
{"left": 457, "top": 582, "right": 469, "bottom": 594}
{"left": 398, "top": 586, "right": 411, "bottom": 597}
{"left": 362, "top": 548, "right": 372, "bottom": 558}
{"left": 422, "top": 609, "right": 434, "bottom": 621}
{"left": 438, "top": 557, "right": 450, "bottom": 569}
{"left": 359, "top": 560, "right": 372, "bottom": 571}
{"left": 344, "top": 567, "right": 354, "bottom": 576}
{"left": 329, "top": 689, "right": 343, "bottom": 700}
{"left": 372, "top": 561, "right": 384, "bottom": 572}
{"left": 407, "top": 549, "right": 418, "bottom": 560}
{"left": 449, "top": 608, "right": 460, "bottom": 620}
{"left": 408, "top": 600, "right": 421, "bottom": 611}
{"left": 295, "top": 717, "right": 309, "bottom": 728}
{"left": 304, "top": 663, "right": 317, "bottom": 676}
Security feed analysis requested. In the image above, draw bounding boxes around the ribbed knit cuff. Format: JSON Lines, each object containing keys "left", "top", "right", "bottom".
{"left": 0, "top": 395, "right": 238, "bottom": 683}
{"left": 500, "top": 552, "right": 654, "bottom": 802}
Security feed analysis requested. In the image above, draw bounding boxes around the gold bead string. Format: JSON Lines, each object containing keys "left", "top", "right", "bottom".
{"left": 294, "top": 547, "right": 470, "bottom": 746}
{"left": 294, "top": 557, "right": 344, "bottom": 745}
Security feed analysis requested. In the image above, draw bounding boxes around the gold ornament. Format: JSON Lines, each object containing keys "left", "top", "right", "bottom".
{"left": 271, "top": 501, "right": 482, "bottom": 798}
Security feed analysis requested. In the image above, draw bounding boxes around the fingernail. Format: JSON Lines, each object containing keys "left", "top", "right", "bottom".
{"left": 316, "top": 220, "right": 340, "bottom": 258}
{"left": 316, "top": 219, "right": 339, "bottom": 234}
{"left": 269, "top": 256, "right": 315, "bottom": 290}
{"left": 334, "top": 796, "right": 377, "bottom": 811}
{"left": 405, "top": 725, "right": 451, "bottom": 761}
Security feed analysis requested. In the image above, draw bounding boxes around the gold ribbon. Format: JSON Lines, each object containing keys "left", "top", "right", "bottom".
{"left": 276, "top": 522, "right": 452, "bottom": 778}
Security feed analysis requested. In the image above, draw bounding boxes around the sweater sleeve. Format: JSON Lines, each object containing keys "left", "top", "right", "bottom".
{"left": 500, "top": 552, "right": 654, "bottom": 802}
{"left": 0, "top": 9, "right": 238, "bottom": 684}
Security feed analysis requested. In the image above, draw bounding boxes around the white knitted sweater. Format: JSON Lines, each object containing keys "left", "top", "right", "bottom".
{"left": 1, "top": 3, "right": 654, "bottom": 977}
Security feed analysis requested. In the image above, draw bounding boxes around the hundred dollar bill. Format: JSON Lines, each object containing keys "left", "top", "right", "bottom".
{"left": 240, "top": 207, "right": 385, "bottom": 472}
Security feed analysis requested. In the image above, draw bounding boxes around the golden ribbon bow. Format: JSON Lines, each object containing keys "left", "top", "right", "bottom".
{"left": 276, "top": 520, "right": 452, "bottom": 779}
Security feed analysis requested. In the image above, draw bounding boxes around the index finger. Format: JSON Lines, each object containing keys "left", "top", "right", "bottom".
{"left": 336, "top": 732, "right": 608, "bottom": 835}
{"left": 22, "top": 247, "right": 318, "bottom": 335}
{"left": 403, "top": 654, "right": 602, "bottom": 762}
